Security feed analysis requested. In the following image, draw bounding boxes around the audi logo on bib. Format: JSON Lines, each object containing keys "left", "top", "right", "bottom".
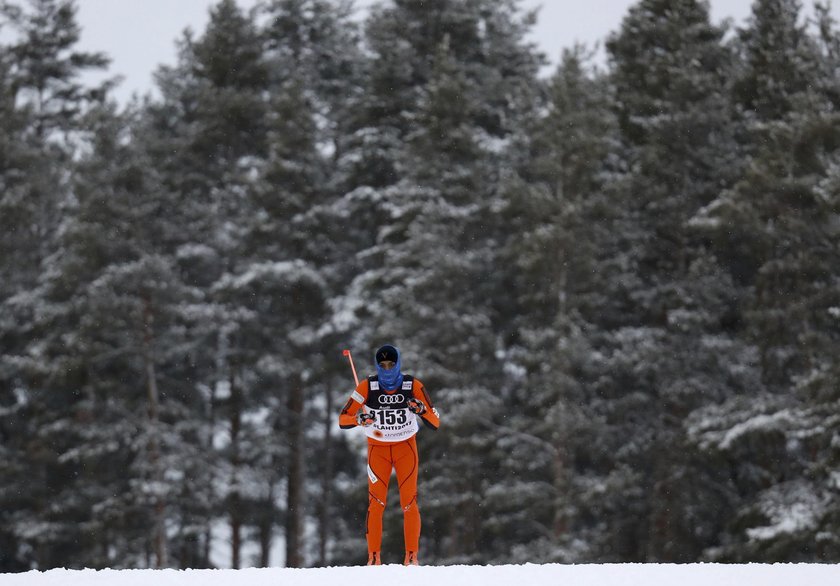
{"left": 378, "top": 394, "right": 405, "bottom": 405}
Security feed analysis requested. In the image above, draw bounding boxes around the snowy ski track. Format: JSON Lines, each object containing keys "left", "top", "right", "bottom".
{"left": 3, "top": 563, "right": 840, "bottom": 586}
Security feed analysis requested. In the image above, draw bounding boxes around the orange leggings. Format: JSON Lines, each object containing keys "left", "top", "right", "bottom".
{"left": 366, "top": 436, "right": 420, "bottom": 553}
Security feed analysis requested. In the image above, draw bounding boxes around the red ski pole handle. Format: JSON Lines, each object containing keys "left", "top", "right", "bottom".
{"left": 342, "top": 349, "right": 359, "bottom": 387}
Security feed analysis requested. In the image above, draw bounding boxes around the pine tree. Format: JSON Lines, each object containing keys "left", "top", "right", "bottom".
{"left": 494, "top": 45, "right": 618, "bottom": 562}
{"left": 22, "top": 99, "right": 213, "bottom": 569}
{"left": 254, "top": 0, "right": 365, "bottom": 566}
{"left": 0, "top": 0, "right": 111, "bottom": 370}
{"left": 600, "top": 0, "right": 749, "bottom": 561}
{"left": 0, "top": 0, "right": 112, "bottom": 277}
{"left": 0, "top": 34, "right": 34, "bottom": 572}
{"left": 330, "top": 0, "right": 544, "bottom": 564}
{"left": 687, "top": 0, "right": 840, "bottom": 561}
{"left": 732, "top": 0, "right": 831, "bottom": 388}
{"left": 0, "top": 0, "right": 114, "bottom": 570}
{"left": 140, "top": 0, "right": 276, "bottom": 567}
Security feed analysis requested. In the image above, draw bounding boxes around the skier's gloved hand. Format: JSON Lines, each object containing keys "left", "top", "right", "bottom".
{"left": 407, "top": 398, "right": 427, "bottom": 415}
{"left": 356, "top": 411, "right": 376, "bottom": 427}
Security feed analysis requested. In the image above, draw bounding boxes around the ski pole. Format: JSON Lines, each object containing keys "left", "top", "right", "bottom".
{"left": 342, "top": 349, "right": 359, "bottom": 387}
{"left": 343, "top": 349, "right": 373, "bottom": 421}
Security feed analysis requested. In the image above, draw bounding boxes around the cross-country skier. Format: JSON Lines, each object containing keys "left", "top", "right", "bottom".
{"left": 339, "top": 344, "right": 440, "bottom": 566}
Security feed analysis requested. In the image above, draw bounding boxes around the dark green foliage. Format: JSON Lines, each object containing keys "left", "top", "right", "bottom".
{"left": 684, "top": 0, "right": 840, "bottom": 561}
{"left": 2, "top": 0, "right": 840, "bottom": 571}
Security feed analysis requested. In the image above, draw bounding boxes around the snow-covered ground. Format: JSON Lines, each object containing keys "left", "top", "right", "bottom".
{"left": 3, "top": 563, "right": 840, "bottom": 586}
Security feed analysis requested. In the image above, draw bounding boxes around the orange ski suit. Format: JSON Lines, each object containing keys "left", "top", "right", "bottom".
{"left": 339, "top": 375, "right": 439, "bottom": 557}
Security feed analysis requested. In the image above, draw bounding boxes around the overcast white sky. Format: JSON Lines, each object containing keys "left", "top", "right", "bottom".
{"left": 72, "top": 0, "right": 837, "bottom": 105}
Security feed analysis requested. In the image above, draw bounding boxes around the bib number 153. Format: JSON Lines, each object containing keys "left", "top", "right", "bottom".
{"left": 374, "top": 409, "right": 408, "bottom": 425}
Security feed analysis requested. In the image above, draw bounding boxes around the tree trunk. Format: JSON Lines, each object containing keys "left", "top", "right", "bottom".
{"left": 142, "top": 296, "right": 168, "bottom": 568}
{"left": 552, "top": 441, "right": 569, "bottom": 538}
{"left": 318, "top": 388, "right": 334, "bottom": 566}
{"left": 230, "top": 372, "right": 243, "bottom": 569}
{"left": 285, "top": 378, "right": 305, "bottom": 567}
{"left": 258, "top": 478, "right": 276, "bottom": 567}
{"left": 203, "top": 328, "right": 225, "bottom": 569}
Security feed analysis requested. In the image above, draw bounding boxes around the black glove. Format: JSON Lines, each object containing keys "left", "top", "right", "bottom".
{"left": 356, "top": 411, "right": 376, "bottom": 427}
{"left": 407, "top": 398, "right": 427, "bottom": 415}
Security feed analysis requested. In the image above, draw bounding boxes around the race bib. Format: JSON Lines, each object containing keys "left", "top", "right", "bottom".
{"left": 363, "top": 407, "right": 419, "bottom": 442}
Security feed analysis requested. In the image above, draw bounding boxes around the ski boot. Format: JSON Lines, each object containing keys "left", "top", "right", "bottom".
{"left": 404, "top": 551, "right": 419, "bottom": 566}
{"left": 367, "top": 551, "right": 381, "bottom": 566}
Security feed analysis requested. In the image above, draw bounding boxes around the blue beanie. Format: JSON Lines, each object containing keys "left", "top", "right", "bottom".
{"left": 375, "top": 344, "right": 403, "bottom": 391}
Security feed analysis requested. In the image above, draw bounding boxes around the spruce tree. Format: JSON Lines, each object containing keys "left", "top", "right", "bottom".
{"left": 256, "top": 0, "right": 365, "bottom": 566}
{"left": 0, "top": 0, "right": 114, "bottom": 570}
{"left": 688, "top": 0, "right": 840, "bottom": 561}
{"left": 332, "top": 0, "right": 544, "bottom": 564}
{"left": 26, "top": 98, "right": 214, "bottom": 569}
{"left": 601, "top": 0, "right": 748, "bottom": 561}
{"left": 496, "top": 46, "right": 618, "bottom": 562}
{"left": 140, "top": 0, "right": 277, "bottom": 567}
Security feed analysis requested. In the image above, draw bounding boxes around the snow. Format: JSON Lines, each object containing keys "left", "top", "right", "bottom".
{"left": 718, "top": 410, "right": 793, "bottom": 450}
{"left": 212, "top": 260, "right": 319, "bottom": 292}
{"left": 4, "top": 563, "right": 840, "bottom": 586}
{"left": 743, "top": 480, "right": 830, "bottom": 543}
{"left": 746, "top": 502, "right": 822, "bottom": 541}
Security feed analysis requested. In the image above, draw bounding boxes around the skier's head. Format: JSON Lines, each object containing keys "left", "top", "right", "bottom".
{"left": 375, "top": 344, "right": 403, "bottom": 390}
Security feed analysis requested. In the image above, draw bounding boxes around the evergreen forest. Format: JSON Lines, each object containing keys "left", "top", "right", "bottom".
{"left": 2, "top": 0, "right": 840, "bottom": 570}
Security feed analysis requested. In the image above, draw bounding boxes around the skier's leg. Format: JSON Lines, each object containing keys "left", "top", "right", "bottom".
{"left": 366, "top": 444, "right": 392, "bottom": 557}
{"left": 394, "top": 436, "right": 421, "bottom": 558}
